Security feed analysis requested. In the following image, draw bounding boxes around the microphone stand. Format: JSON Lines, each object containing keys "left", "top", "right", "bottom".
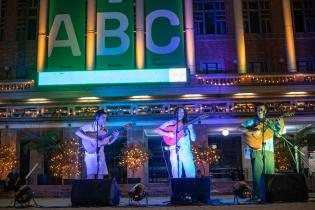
{"left": 96, "top": 120, "right": 99, "bottom": 179}
{"left": 278, "top": 135, "right": 310, "bottom": 173}
{"left": 175, "top": 111, "right": 180, "bottom": 178}
{"left": 261, "top": 120, "right": 266, "bottom": 175}
{"left": 264, "top": 119, "right": 310, "bottom": 173}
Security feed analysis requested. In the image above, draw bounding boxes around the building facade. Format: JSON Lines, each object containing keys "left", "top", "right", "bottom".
{"left": 0, "top": 0, "right": 315, "bottom": 185}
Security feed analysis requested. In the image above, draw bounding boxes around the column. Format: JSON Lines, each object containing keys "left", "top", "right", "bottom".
{"left": 37, "top": 0, "right": 49, "bottom": 71}
{"left": 184, "top": 0, "right": 196, "bottom": 74}
{"left": 136, "top": 0, "right": 145, "bottom": 69}
{"left": 233, "top": 0, "right": 247, "bottom": 73}
{"left": 127, "top": 127, "right": 147, "bottom": 184}
{"left": 194, "top": 124, "right": 209, "bottom": 176}
{"left": 86, "top": 0, "right": 96, "bottom": 70}
{"left": 282, "top": 0, "right": 297, "bottom": 72}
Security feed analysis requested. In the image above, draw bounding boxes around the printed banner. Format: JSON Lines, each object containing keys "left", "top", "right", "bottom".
{"left": 145, "top": 0, "right": 185, "bottom": 68}
{"left": 47, "top": 0, "right": 86, "bottom": 71}
{"left": 96, "top": 0, "right": 135, "bottom": 69}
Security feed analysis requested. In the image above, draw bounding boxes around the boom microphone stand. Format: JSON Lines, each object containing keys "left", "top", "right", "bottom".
{"left": 279, "top": 135, "right": 311, "bottom": 173}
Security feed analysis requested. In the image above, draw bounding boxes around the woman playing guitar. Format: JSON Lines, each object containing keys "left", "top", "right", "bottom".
{"left": 154, "top": 107, "right": 196, "bottom": 178}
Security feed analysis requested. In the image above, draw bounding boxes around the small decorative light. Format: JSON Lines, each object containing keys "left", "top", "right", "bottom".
{"left": 130, "top": 95, "right": 151, "bottom": 99}
{"left": 286, "top": 91, "right": 307, "bottom": 95}
{"left": 27, "top": 98, "right": 48, "bottom": 102}
{"left": 78, "top": 97, "right": 100, "bottom": 100}
{"left": 222, "top": 129, "right": 229, "bottom": 136}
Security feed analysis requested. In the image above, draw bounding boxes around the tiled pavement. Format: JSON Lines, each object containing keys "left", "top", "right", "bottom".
{"left": 0, "top": 194, "right": 314, "bottom": 210}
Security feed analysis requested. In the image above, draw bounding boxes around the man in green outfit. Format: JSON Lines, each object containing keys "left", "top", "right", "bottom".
{"left": 241, "top": 103, "right": 285, "bottom": 200}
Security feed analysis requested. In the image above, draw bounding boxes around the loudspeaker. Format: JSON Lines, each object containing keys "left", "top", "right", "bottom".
{"left": 263, "top": 173, "right": 308, "bottom": 202}
{"left": 170, "top": 177, "right": 211, "bottom": 204}
{"left": 71, "top": 179, "right": 120, "bottom": 206}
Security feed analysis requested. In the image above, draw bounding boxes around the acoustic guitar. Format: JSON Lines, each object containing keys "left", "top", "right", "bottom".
{"left": 243, "top": 111, "right": 294, "bottom": 150}
{"left": 162, "top": 114, "right": 209, "bottom": 146}
{"left": 82, "top": 123, "right": 134, "bottom": 154}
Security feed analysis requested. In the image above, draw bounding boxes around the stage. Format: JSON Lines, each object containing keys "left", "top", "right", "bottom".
{"left": 0, "top": 194, "right": 315, "bottom": 209}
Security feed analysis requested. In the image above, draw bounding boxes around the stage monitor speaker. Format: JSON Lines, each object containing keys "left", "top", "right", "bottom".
{"left": 263, "top": 173, "right": 308, "bottom": 203}
{"left": 71, "top": 178, "right": 120, "bottom": 206}
{"left": 170, "top": 177, "right": 211, "bottom": 204}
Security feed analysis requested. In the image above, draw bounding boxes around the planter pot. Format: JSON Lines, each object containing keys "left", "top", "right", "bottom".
{"left": 63, "top": 179, "right": 75, "bottom": 185}
{"left": 128, "top": 178, "right": 141, "bottom": 184}
{"left": 37, "top": 174, "right": 48, "bottom": 185}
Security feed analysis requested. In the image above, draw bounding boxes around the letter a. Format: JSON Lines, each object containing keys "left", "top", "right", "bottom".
{"left": 48, "top": 14, "right": 81, "bottom": 57}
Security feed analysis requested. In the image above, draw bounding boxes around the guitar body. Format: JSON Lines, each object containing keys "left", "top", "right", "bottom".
{"left": 161, "top": 115, "right": 209, "bottom": 146}
{"left": 82, "top": 123, "right": 134, "bottom": 153}
{"left": 81, "top": 139, "right": 97, "bottom": 154}
{"left": 82, "top": 130, "right": 108, "bottom": 154}
{"left": 162, "top": 123, "right": 185, "bottom": 146}
{"left": 243, "top": 111, "right": 294, "bottom": 150}
{"left": 243, "top": 123, "right": 275, "bottom": 150}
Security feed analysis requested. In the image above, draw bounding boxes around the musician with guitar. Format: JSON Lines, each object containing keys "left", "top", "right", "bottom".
{"left": 241, "top": 103, "right": 285, "bottom": 200}
{"left": 75, "top": 110, "right": 119, "bottom": 180}
{"left": 155, "top": 107, "right": 197, "bottom": 178}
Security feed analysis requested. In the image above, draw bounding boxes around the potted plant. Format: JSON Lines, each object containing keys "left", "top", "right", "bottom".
{"left": 48, "top": 138, "right": 82, "bottom": 184}
{"left": 192, "top": 143, "right": 220, "bottom": 177}
{"left": 275, "top": 125, "right": 312, "bottom": 172}
{"left": 0, "top": 144, "right": 17, "bottom": 191}
{"left": 118, "top": 143, "right": 149, "bottom": 184}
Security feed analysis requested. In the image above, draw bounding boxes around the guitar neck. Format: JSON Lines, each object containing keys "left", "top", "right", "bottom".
{"left": 104, "top": 126, "right": 128, "bottom": 137}
{"left": 177, "top": 115, "right": 207, "bottom": 131}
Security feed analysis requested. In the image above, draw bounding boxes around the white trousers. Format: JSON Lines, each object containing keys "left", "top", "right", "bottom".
{"left": 84, "top": 152, "right": 108, "bottom": 175}
{"left": 170, "top": 149, "right": 195, "bottom": 178}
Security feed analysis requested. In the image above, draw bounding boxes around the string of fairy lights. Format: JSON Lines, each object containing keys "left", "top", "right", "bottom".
{"left": 195, "top": 74, "right": 315, "bottom": 86}
{"left": 1, "top": 100, "right": 315, "bottom": 119}
{"left": 275, "top": 149, "right": 291, "bottom": 171}
{"left": 48, "top": 138, "right": 83, "bottom": 179}
{"left": 0, "top": 144, "right": 17, "bottom": 179}
{"left": 0, "top": 80, "right": 34, "bottom": 91}
{"left": 118, "top": 144, "right": 149, "bottom": 177}
{"left": 0, "top": 74, "right": 314, "bottom": 91}
{"left": 192, "top": 144, "right": 220, "bottom": 169}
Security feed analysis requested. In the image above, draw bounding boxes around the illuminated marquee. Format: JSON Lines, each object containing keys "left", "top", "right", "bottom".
{"left": 38, "top": 0, "right": 186, "bottom": 85}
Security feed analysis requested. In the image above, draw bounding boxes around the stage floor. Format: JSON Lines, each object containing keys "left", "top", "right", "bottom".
{"left": 0, "top": 194, "right": 315, "bottom": 209}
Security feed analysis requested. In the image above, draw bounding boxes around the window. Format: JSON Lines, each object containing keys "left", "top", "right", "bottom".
{"left": 242, "top": 0, "right": 271, "bottom": 33}
{"left": 293, "top": 0, "right": 315, "bottom": 32}
{"left": 194, "top": 0, "right": 227, "bottom": 35}
{"left": 16, "top": 0, "right": 39, "bottom": 41}
{"left": 0, "top": 0, "right": 7, "bottom": 41}
{"left": 198, "top": 62, "right": 223, "bottom": 73}
{"left": 248, "top": 61, "right": 267, "bottom": 73}
{"left": 104, "top": 136, "right": 127, "bottom": 184}
{"left": 148, "top": 137, "right": 169, "bottom": 183}
{"left": 208, "top": 136, "right": 242, "bottom": 179}
{"left": 297, "top": 60, "right": 315, "bottom": 72}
